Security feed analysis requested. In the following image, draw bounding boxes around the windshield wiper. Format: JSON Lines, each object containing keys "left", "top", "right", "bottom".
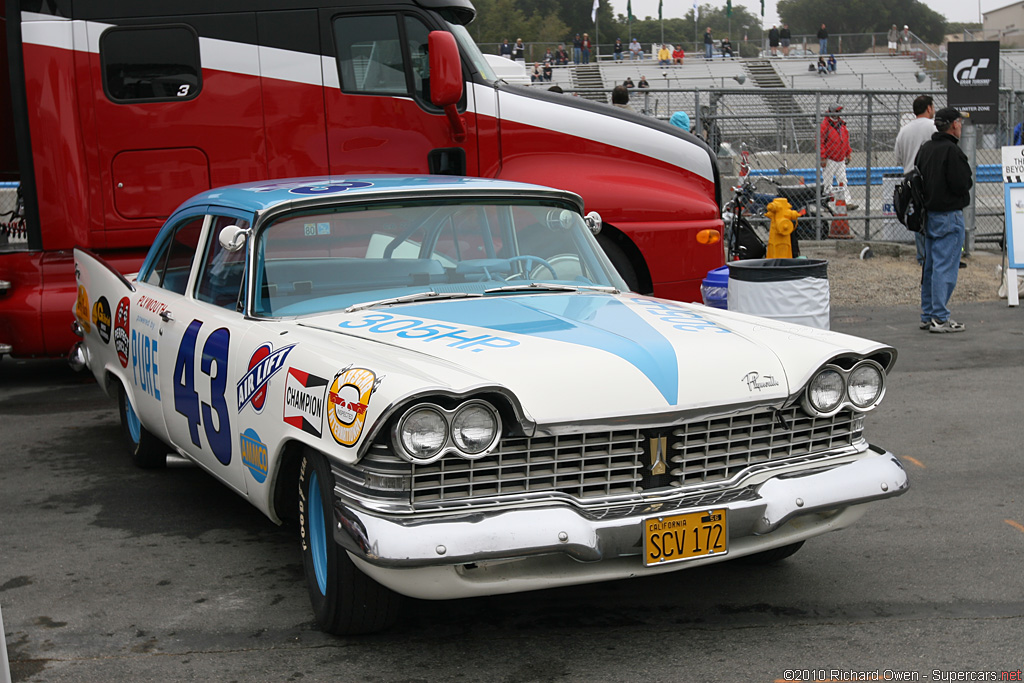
{"left": 345, "top": 291, "right": 482, "bottom": 313}
{"left": 484, "top": 283, "right": 619, "bottom": 295}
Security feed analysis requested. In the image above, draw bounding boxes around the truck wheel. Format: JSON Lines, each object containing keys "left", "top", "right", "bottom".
{"left": 596, "top": 234, "right": 640, "bottom": 293}
{"left": 118, "top": 382, "right": 167, "bottom": 469}
{"left": 299, "top": 449, "right": 401, "bottom": 635}
{"left": 736, "top": 541, "right": 804, "bottom": 565}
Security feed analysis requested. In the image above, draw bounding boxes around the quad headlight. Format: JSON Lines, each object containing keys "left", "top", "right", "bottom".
{"left": 393, "top": 399, "right": 501, "bottom": 464}
{"left": 802, "top": 360, "right": 886, "bottom": 416}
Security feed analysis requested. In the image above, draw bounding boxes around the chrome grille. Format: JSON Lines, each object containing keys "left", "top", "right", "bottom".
{"left": 404, "top": 407, "right": 864, "bottom": 505}
{"left": 411, "top": 431, "right": 644, "bottom": 504}
{"left": 670, "top": 407, "right": 865, "bottom": 486}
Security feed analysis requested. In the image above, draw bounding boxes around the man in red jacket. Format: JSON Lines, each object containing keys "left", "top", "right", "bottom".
{"left": 820, "top": 104, "right": 852, "bottom": 207}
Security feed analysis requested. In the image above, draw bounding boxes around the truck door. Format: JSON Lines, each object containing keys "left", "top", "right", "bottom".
{"left": 86, "top": 15, "right": 266, "bottom": 235}
{"left": 320, "top": 9, "right": 476, "bottom": 177}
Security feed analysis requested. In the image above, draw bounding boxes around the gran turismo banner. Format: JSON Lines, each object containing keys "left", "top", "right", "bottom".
{"left": 947, "top": 41, "right": 1000, "bottom": 125}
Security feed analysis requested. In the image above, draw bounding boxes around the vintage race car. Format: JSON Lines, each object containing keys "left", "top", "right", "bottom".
{"left": 72, "top": 175, "right": 909, "bottom": 634}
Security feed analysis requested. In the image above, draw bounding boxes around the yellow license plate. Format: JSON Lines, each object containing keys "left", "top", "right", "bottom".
{"left": 643, "top": 509, "right": 728, "bottom": 566}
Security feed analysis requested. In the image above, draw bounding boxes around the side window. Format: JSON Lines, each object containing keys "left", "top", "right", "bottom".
{"left": 195, "top": 216, "right": 251, "bottom": 310}
{"left": 404, "top": 16, "right": 431, "bottom": 103}
{"left": 101, "top": 25, "right": 202, "bottom": 103}
{"left": 143, "top": 216, "right": 204, "bottom": 294}
{"left": 334, "top": 15, "right": 408, "bottom": 94}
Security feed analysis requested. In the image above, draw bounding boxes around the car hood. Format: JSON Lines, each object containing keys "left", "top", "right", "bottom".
{"left": 297, "top": 292, "right": 890, "bottom": 424}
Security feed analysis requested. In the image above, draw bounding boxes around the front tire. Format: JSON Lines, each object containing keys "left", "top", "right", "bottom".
{"left": 117, "top": 382, "right": 167, "bottom": 469}
{"left": 299, "top": 449, "right": 401, "bottom": 635}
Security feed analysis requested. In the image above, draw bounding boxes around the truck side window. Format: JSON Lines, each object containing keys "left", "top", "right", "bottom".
{"left": 404, "top": 17, "right": 432, "bottom": 103}
{"left": 334, "top": 15, "right": 408, "bottom": 95}
{"left": 101, "top": 25, "right": 202, "bottom": 103}
{"left": 195, "top": 216, "right": 251, "bottom": 310}
{"left": 143, "top": 216, "right": 204, "bottom": 295}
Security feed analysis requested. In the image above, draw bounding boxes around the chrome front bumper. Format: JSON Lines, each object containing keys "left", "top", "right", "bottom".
{"left": 333, "top": 449, "right": 908, "bottom": 575}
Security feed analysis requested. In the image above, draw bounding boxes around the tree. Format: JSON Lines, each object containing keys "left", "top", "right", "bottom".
{"left": 776, "top": 0, "right": 946, "bottom": 46}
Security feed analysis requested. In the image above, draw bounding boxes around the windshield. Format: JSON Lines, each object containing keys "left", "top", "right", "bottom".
{"left": 445, "top": 22, "right": 497, "bottom": 82}
{"left": 251, "top": 198, "right": 625, "bottom": 317}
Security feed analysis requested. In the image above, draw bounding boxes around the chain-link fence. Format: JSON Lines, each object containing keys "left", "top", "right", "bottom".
{"left": 563, "top": 86, "right": 1019, "bottom": 250}
{"left": 0, "top": 183, "right": 25, "bottom": 251}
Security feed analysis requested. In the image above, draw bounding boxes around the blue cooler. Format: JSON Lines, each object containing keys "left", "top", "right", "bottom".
{"left": 701, "top": 265, "right": 729, "bottom": 309}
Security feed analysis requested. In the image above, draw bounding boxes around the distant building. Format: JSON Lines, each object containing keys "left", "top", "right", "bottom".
{"left": 983, "top": 0, "right": 1024, "bottom": 48}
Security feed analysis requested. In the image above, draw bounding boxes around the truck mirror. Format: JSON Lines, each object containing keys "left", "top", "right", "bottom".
{"left": 429, "top": 31, "right": 467, "bottom": 143}
{"left": 219, "top": 225, "right": 249, "bottom": 252}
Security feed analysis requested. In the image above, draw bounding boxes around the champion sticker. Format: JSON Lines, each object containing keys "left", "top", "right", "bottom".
{"left": 92, "top": 296, "right": 111, "bottom": 344}
{"left": 236, "top": 343, "right": 296, "bottom": 413}
{"left": 327, "top": 366, "right": 381, "bottom": 447}
{"left": 283, "top": 368, "right": 328, "bottom": 438}
{"left": 114, "top": 297, "right": 130, "bottom": 368}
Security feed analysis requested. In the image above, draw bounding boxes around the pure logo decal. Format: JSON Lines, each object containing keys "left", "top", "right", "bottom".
{"left": 239, "top": 428, "right": 268, "bottom": 484}
{"left": 75, "top": 285, "right": 92, "bottom": 335}
{"left": 283, "top": 368, "right": 328, "bottom": 437}
{"left": 743, "top": 371, "right": 780, "bottom": 392}
{"left": 114, "top": 297, "right": 131, "bottom": 368}
{"left": 327, "top": 366, "right": 382, "bottom": 447}
{"left": 236, "top": 343, "right": 296, "bottom": 413}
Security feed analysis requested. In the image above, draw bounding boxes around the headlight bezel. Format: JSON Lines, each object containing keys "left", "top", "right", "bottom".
{"left": 801, "top": 359, "right": 886, "bottom": 417}
{"left": 391, "top": 399, "right": 502, "bottom": 464}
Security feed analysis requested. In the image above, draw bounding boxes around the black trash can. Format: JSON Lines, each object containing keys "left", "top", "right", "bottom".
{"left": 727, "top": 258, "right": 830, "bottom": 329}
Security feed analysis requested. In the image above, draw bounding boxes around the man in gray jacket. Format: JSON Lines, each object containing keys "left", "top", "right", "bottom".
{"left": 894, "top": 95, "right": 935, "bottom": 264}
{"left": 914, "top": 107, "right": 973, "bottom": 333}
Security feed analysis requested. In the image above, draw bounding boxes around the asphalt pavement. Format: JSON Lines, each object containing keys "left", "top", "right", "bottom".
{"left": 1, "top": 300, "right": 1022, "bottom": 682}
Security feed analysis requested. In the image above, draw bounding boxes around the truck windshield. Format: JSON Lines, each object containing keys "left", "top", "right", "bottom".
{"left": 444, "top": 22, "right": 497, "bottom": 82}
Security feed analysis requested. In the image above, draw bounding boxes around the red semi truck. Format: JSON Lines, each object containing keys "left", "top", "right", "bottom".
{"left": 0, "top": 0, "right": 723, "bottom": 359}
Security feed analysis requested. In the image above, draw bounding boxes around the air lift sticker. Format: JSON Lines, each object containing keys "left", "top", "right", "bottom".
{"left": 237, "top": 343, "right": 296, "bottom": 413}
{"left": 283, "top": 368, "right": 328, "bottom": 438}
{"left": 327, "top": 366, "right": 381, "bottom": 447}
{"left": 114, "top": 297, "right": 131, "bottom": 368}
{"left": 92, "top": 296, "right": 111, "bottom": 343}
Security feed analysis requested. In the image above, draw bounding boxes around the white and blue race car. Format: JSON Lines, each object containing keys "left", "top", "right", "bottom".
{"left": 72, "top": 175, "right": 908, "bottom": 634}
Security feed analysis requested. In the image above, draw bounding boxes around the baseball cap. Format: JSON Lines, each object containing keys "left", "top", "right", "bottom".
{"left": 934, "top": 107, "right": 962, "bottom": 125}
{"left": 827, "top": 104, "right": 843, "bottom": 114}
{"left": 903, "top": 25, "right": 908, "bottom": 29}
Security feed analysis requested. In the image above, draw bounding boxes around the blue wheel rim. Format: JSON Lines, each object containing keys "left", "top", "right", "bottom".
{"left": 309, "top": 470, "right": 328, "bottom": 595}
{"left": 125, "top": 395, "right": 141, "bottom": 445}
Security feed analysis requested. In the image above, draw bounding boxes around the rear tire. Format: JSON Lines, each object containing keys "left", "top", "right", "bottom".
{"left": 299, "top": 449, "right": 402, "bottom": 635}
{"left": 735, "top": 541, "right": 805, "bottom": 565}
{"left": 117, "top": 382, "right": 167, "bottom": 469}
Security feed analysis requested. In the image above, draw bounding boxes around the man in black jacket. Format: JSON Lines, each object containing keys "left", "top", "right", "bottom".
{"left": 914, "top": 107, "right": 973, "bottom": 333}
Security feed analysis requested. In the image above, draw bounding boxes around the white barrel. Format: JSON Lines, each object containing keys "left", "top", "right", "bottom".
{"left": 727, "top": 258, "right": 830, "bottom": 329}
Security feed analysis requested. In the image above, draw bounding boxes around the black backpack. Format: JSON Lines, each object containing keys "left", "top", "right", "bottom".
{"left": 893, "top": 168, "right": 926, "bottom": 234}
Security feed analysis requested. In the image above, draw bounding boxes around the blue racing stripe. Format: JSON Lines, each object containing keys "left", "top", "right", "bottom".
{"left": 410, "top": 295, "right": 679, "bottom": 404}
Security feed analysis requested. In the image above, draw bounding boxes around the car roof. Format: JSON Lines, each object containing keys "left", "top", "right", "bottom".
{"left": 177, "top": 175, "right": 582, "bottom": 216}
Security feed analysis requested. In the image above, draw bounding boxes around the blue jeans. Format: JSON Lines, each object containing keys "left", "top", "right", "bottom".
{"left": 704, "top": 43, "right": 713, "bottom": 58}
{"left": 573, "top": 47, "right": 581, "bottom": 64}
{"left": 819, "top": 39, "right": 828, "bottom": 54}
{"left": 582, "top": 48, "right": 590, "bottom": 63}
{"left": 921, "top": 210, "right": 965, "bottom": 323}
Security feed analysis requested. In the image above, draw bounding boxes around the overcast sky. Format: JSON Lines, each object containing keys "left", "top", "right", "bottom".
{"left": 607, "top": 0, "right": 993, "bottom": 30}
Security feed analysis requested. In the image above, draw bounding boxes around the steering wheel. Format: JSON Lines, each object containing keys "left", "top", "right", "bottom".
{"left": 506, "top": 255, "right": 557, "bottom": 280}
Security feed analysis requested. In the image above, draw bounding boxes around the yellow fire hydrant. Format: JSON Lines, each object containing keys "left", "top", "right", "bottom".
{"left": 765, "top": 197, "right": 800, "bottom": 259}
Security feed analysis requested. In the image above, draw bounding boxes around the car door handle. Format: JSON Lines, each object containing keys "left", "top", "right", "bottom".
{"left": 159, "top": 310, "right": 174, "bottom": 322}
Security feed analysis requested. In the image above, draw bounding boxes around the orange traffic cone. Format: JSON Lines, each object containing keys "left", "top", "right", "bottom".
{"left": 829, "top": 195, "right": 851, "bottom": 238}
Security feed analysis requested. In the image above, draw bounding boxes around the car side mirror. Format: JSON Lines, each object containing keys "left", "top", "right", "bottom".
{"left": 429, "top": 31, "right": 467, "bottom": 143}
{"left": 585, "top": 211, "right": 602, "bottom": 235}
{"left": 219, "top": 225, "right": 249, "bottom": 252}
